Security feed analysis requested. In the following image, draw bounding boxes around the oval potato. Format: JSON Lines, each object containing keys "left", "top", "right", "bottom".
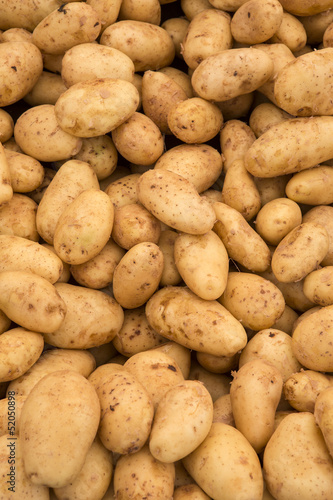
{"left": 303, "top": 266, "right": 333, "bottom": 306}
{"left": 286, "top": 165, "right": 333, "bottom": 205}
{"left": 231, "top": 0, "right": 283, "bottom": 44}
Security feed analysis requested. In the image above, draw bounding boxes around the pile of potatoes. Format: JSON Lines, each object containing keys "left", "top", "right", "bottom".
{"left": 1, "top": 0, "right": 333, "bottom": 499}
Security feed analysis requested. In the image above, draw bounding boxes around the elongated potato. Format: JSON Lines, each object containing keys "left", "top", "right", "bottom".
{"left": 220, "top": 119, "right": 256, "bottom": 172}
{"left": 0, "top": 142, "right": 12, "bottom": 206}
{"left": 269, "top": 11, "right": 307, "bottom": 52}
{"left": 278, "top": 0, "right": 333, "bottom": 16}
{"left": 302, "top": 205, "right": 333, "bottom": 266}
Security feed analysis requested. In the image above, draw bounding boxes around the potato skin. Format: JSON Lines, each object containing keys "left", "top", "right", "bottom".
{"left": 255, "top": 198, "right": 302, "bottom": 246}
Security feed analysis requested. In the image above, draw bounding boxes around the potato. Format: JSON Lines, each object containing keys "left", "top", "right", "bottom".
{"left": 0, "top": 394, "right": 26, "bottom": 437}
{"left": 72, "top": 135, "right": 118, "bottom": 181}
{"left": 159, "top": 66, "right": 193, "bottom": 98}
{"left": 20, "top": 370, "right": 100, "bottom": 488}
{"left": 112, "top": 203, "right": 161, "bottom": 250}
{"left": 7, "top": 348, "right": 96, "bottom": 397}
{"left": 245, "top": 116, "right": 333, "bottom": 177}
{"left": 36, "top": 159, "right": 99, "bottom": 245}
{"left": 0, "top": 194, "right": 38, "bottom": 242}
{"left": 137, "top": 169, "right": 216, "bottom": 234}
{"left": 230, "top": 359, "right": 283, "bottom": 453}
{"left": 153, "top": 342, "right": 192, "bottom": 379}
{"left": 161, "top": 17, "right": 190, "bottom": 58}
{"left": 88, "top": 363, "right": 154, "bottom": 454}
{"left": 104, "top": 173, "right": 140, "bottom": 208}
{"left": 32, "top": 2, "right": 101, "bottom": 55}
{"left": 270, "top": 304, "right": 298, "bottom": 334}
{"left": 44, "top": 282, "right": 124, "bottom": 349}
{"left": 100, "top": 20, "right": 175, "bottom": 72}
{"left": 254, "top": 175, "right": 292, "bottom": 206}
{"left": 23, "top": 70, "right": 67, "bottom": 106}
{"left": 1, "top": 26, "right": 32, "bottom": 43}
{"left": 284, "top": 370, "right": 332, "bottom": 412}
{"left": 0, "top": 0, "right": 63, "bottom": 31}
{"left": 86, "top": 0, "right": 122, "bottom": 32}
{"left": 249, "top": 102, "right": 292, "bottom": 137}
{"left": 213, "top": 201, "right": 271, "bottom": 273}
{"left": 27, "top": 166, "right": 56, "bottom": 204}
{"left": 231, "top": 0, "right": 283, "bottom": 44}
{"left": 181, "top": 9, "right": 232, "bottom": 70}
{"left": 255, "top": 198, "right": 302, "bottom": 246}
{"left": 173, "top": 484, "right": 211, "bottom": 500}
{"left": 145, "top": 286, "right": 247, "bottom": 357}
{"left": 118, "top": 0, "right": 161, "bottom": 24}
{"left": 292, "top": 305, "right": 333, "bottom": 371}
{"left": 286, "top": 165, "right": 333, "bottom": 205}
{"left": 191, "top": 47, "right": 274, "bottom": 102}
{"left": 271, "top": 222, "right": 329, "bottom": 283}
{"left": 154, "top": 144, "right": 222, "bottom": 193}
{"left": 189, "top": 358, "right": 232, "bottom": 401}
{"left": 278, "top": 0, "right": 333, "bottom": 16}
{"left": 220, "top": 119, "right": 256, "bottom": 172}
{"left": 291, "top": 305, "right": 321, "bottom": 333}
{"left": 263, "top": 412, "right": 333, "bottom": 500}
{"left": 149, "top": 380, "right": 213, "bottom": 463}
{"left": 213, "top": 394, "right": 235, "bottom": 426}
{"left": 0, "top": 141, "right": 12, "bottom": 206}
{"left": 111, "top": 112, "right": 164, "bottom": 165}
{"left": 314, "top": 386, "right": 333, "bottom": 458}
{"left": 0, "top": 108, "right": 14, "bottom": 143}
{"left": 239, "top": 329, "right": 302, "bottom": 382}
{"left": 53, "top": 437, "right": 113, "bottom": 500}
{"left": 183, "top": 422, "right": 264, "bottom": 500}
{"left": 181, "top": 0, "right": 213, "bottom": 19}
{"left": 303, "top": 266, "right": 333, "bottom": 306}
{"left": 112, "top": 242, "right": 164, "bottom": 309}
{"left": 302, "top": 205, "right": 333, "bottom": 266}
{"left": 0, "top": 270, "right": 66, "bottom": 334}
{"left": 4, "top": 149, "right": 44, "bottom": 194}
{"left": 14, "top": 104, "right": 82, "bottom": 162}
{"left": 269, "top": 11, "right": 307, "bottom": 52}
{"left": 54, "top": 78, "right": 139, "bottom": 138}
{"left": 216, "top": 92, "right": 254, "bottom": 121}
{"left": 196, "top": 350, "right": 239, "bottom": 374}
{"left": 0, "top": 328, "right": 43, "bottom": 383}
{"left": 113, "top": 444, "right": 175, "bottom": 499}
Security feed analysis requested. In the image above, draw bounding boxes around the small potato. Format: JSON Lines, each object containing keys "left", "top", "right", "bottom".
{"left": 167, "top": 97, "right": 223, "bottom": 144}
{"left": 174, "top": 231, "right": 229, "bottom": 300}
{"left": 158, "top": 66, "right": 193, "bottom": 98}
{"left": 303, "top": 266, "right": 333, "bottom": 306}
{"left": 73, "top": 135, "right": 118, "bottom": 181}
{"left": 4, "top": 149, "right": 44, "bottom": 194}
{"left": 174, "top": 484, "right": 211, "bottom": 500}
{"left": 111, "top": 112, "right": 164, "bottom": 165}
{"left": 137, "top": 169, "right": 216, "bottom": 235}
{"left": 181, "top": 0, "right": 213, "bottom": 20}
{"left": 23, "top": 71, "right": 67, "bottom": 106}
{"left": 86, "top": 0, "right": 122, "bottom": 32}
{"left": 299, "top": 9, "right": 333, "bottom": 45}
{"left": 191, "top": 47, "right": 274, "bottom": 102}
{"left": 284, "top": 370, "right": 332, "bottom": 412}
{"left": 104, "top": 173, "right": 140, "bottom": 208}
{"left": 0, "top": 140, "right": 12, "bottom": 206}
{"left": 181, "top": 9, "right": 232, "bottom": 70}
{"left": 149, "top": 380, "right": 213, "bottom": 463}
{"left": 114, "top": 444, "right": 175, "bottom": 500}
{"left": 286, "top": 166, "right": 333, "bottom": 205}
{"left": 239, "top": 329, "right": 302, "bottom": 382}
{"left": 88, "top": 363, "right": 154, "bottom": 454}
{"left": 220, "top": 119, "right": 256, "bottom": 172}
{"left": 219, "top": 272, "right": 285, "bottom": 331}
{"left": 100, "top": 20, "right": 175, "bottom": 72}
{"left": 196, "top": 351, "right": 240, "bottom": 374}
{"left": 20, "top": 370, "right": 100, "bottom": 488}
{"left": 153, "top": 342, "right": 191, "bottom": 379}
{"left": 154, "top": 144, "right": 222, "bottom": 193}
{"left": 1, "top": 27, "right": 32, "bottom": 43}
{"left": 231, "top": 0, "right": 283, "bottom": 44}
{"left": 0, "top": 328, "right": 43, "bottom": 383}
{"left": 269, "top": 11, "right": 307, "bottom": 52}
{"left": 118, "top": 0, "right": 161, "bottom": 24}
{"left": 270, "top": 304, "right": 299, "bottom": 335}
{"left": 0, "top": 108, "right": 14, "bottom": 143}
{"left": 145, "top": 286, "right": 247, "bottom": 357}
{"left": 32, "top": 3, "right": 101, "bottom": 55}
{"left": 158, "top": 230, "right": 182, "bottom": 287}
{"left": 161, "top": 17, "right": 190, "bottom": 58}
{"left": 0, "top": 194, "right": 38, "bottom": 241}
{"left": 14, "top": 104, "right": 82, "bottom": 162}
{"left": 255, "top": 197, "right": 302, "bottom": 246}
{"left": 314, "top": 386, "right": 333, "bottom": 458}
{"left": 216, "top": 92, "right": 254, "bottom": 121}
{"left": 44, "top": 282, "right": 124, "bottom": 349}
{"left": 188, "top": 359, "right": 232, "bottom": 402}
{"left": 302, "top": 205, "right": 333, "bottom": 266}
{"left": 54, "top": 78, "right": 140, "bottom": 137}
{"left": 27, "top": 167, "right": 56, "bottom": 204}
{"left": 112, "top": 203, "right": 161, "bottom": 250}
{"left": 213, "top": 394, "right": 235, "bottom": 426}
{"left": 271, "top": 222, "right": 329, "bottom": 283}
{"left": 249, "top": 102, "right": 292, "bottom": 137}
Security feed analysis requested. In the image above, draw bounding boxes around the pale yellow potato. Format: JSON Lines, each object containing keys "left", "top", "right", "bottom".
{"left": 149, "top": 380, "right": 213, "bottom": 463}
{"left": 73, "top": 135, "right": 118, "bottom": 181}
{"left": 86, "top": 0, "right": 122, "bottom": 32}
{"left": 196, "top": 351, "right": 239, "bottom": 374}
{"left": 159, "top": 66, "right": 193, "bottom": 97}
{"left": 220, "top": 119, "right": 256, "bottom": 172}
{"left": 7, "top": 348, "right": 96, "bottom": 397}
{"left": 1, "top": 27, "right": 32, "bottom": 42}
{"left": 278, "top": 0, "right": 333, "bottom": 16}
{"left": 114, "top": 444, "right": 175, "bottom": 499}
{"left": 44, "top": 282, "right": 124, "bottom": 349}
{"left": 53, "top": 437, "right": 113, "bottom": 500}
{"left": 220, "top": 272, "right": 285, "bottom": 331}
{"left": 274, "top": 48, "right": 333, "bottom": 116}
{"left": 0, "top": 108, "right": 14, "bottom": 143}
{"left": 284, "top": 370, "right": 332, "bottom": 412}
{"left": 292, "top": 305, "right": 333, "bottom": 371}
{"left": 270, "top": 304, "right": 299, "bottom": 334}
{"left": 167, "top": 97, "right": 223, "bottom": 144}
{"left": 61, "top": 43, "right": 135, "bottom": 88}
{"left": 89, "top": 363, "right": 154, "bottom": 454}
{"left": 32, "top": 2, "right": 101, "bottom": 55}
{"left": 145, "top": 286, "right": 247, "bottom": 357}
{"left": 0, "top": 434, "right": 49, "bottom": 499}
{"left": 0, "top": 234, "right": 63, "bottom": 283}
{"left": 100, "top": 20, "right": 175, "bottom": 72}
{"left": 138, "top": 169, "right": 216, "bottom": 234}
{"left": 263, "top": 412, "right": 333, "bottom": 500}
{"left": 286, "top": 165, "right": 333, "bottom": 205}
{"left": 213, "top": 201, "right": 271, "bottom": 273}
{"left": 213, "top": 394, "right": 235, "bottom": 426}
{"left": 221, "top": 158, "right": 261, "bottom": 221}
{"left": 141, "top": 70, "right": 188, "bottom": 134}
{"left": 269, "top": 11, "right": 307, "bottom": 52}
{"left": 124, "top": 350, "right": 184, "bottom": 409}
{"left": 215, "top": 92, "right": 254, "bottom": 121}
{"left": 271, "top": 222, "right": 329, "bottom": 283}
{"left": 249, "top": 102, "right": 292, "bottom": 137}
{"left": 112, "top": 203, "right": 161, "bottom": 250}
{"left": 154, "top": 144, "right": 222, "bottom": 193}
{"left": 181, "top": 0, "right": 213, "bottom": 19}
{"left": 245, "top": 117, "right": 333, "bottom": 177}
{"left": 314, "top": 386, "right": 333, "bottom": 458}
{"left": 231, "top": 0, "right": 283, "bottom": 44}
{"left": 54, "top": 78, "right": 139, "bottom": 137}
{"left": 161, "top": 17, "right": 190, "bottom": 58}
{"left": 239, "top": 329, "right": 302, "bottom": 382}
{"left": 112, "top": 112, "right": 164, "bottom": 165}
{"left": 174, "top": 231, "right": 229, "bottom": 300}
{"left": 201, "top": 189, "right": 223, "bottom": 204}
{"left": 0, "top": 0, "right": 62, "bottom": 31}
{"left": 158, "top": 229, "right": 182, "bottom": 286}
{"left": 191, "top": 47, "right": 274, "bottom": 102}
{"left": 112, "top": 306, "right": 165, "bottom": 356}
{"left": 4, "top": 149, "right": 44, "bottom": 194}
{"left": 255, "top": 197, "right": 302, "bottom": 246}
{"left": 183, "top": 422, "right": 264, "bottom": 500}
{"left": 36, "top": 159, "right": 99, "bottom": 244}
{"left": 291, "top": 305, "right": 321, "bottom": 333}
{"left": 303, "top": 205, "right": 333, "bottom": 266}
{"left": 70, "top": 239, "right": 125, "bottom": 289}
{"left": 118, "top": 0, "right": 161, "bottom": 24}
{"left": 303, "top": 266, "right": 333, "bottom": 306}
{"left": 40, "top": 243, "right": 70, "bottom": 283}
{"left": 299, "top": 9, "right": 333, "bottom": 45}
{"left": 182, "top": 9, "right": 232, "bottom": 70}
{"left": 174, "top": 484, "right": 211, "bottom": 500}
{"left": 14, "top": 104, "right": 82, "bottom": 162}
{"left": 104, "top": 173, "right": 140, "bottom": 208}
{"left": 153, "top": 342, "right": 191, "bottom": 379}
{"left": 23, "top": 71, "right": 67, "bottom": 106}
{"left": 0, "top": 394, "right": 26, "bottom": 437}
{"left": 0, "top": 194, "right": 38, "bottom": 241}
{"left": 0, "top": 270, "right": 66, "bottom": 334}
{"left": 0, "top": 328, "right": 43, "bottom": 383}
{"left": 20, "top": 370, "right": 100, "bottom": 488}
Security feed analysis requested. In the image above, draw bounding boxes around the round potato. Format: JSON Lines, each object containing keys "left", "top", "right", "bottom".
{"left": 303, "top": 266, "right": 333, "bottom": 306}
{"left": 73, "top": 135, "right": 118, "bottom": 181}
{"left": 196, "top": 351, "right": 240, "bottom": 374}
{"left": 254, "top": 175, "right": 292, "bottom": 206}
{"left": 255, "top": 198, "right": 302, "bottom": 246}
{"left": 23, "top": 70, "right": 67, "bottom": 106}
{"left": 284, "top": 370, "right": 332, "bottom": 412}
{"left": 5, "top": 149, "right": 44, "bottom": 194}
{"left": 118, "top": 0, "right": 161, "bottom": 24}
{"left": 104, "top": 173, "right": 140, "bottom": 208}
{"left": 231, "top": 0, "right": 283, "bottom": 44}
{"left": 249, "top": 102, "right": 292, "bottom": 138}
{"left": 0, "top": 194, "right": 38, "bottom": 241}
